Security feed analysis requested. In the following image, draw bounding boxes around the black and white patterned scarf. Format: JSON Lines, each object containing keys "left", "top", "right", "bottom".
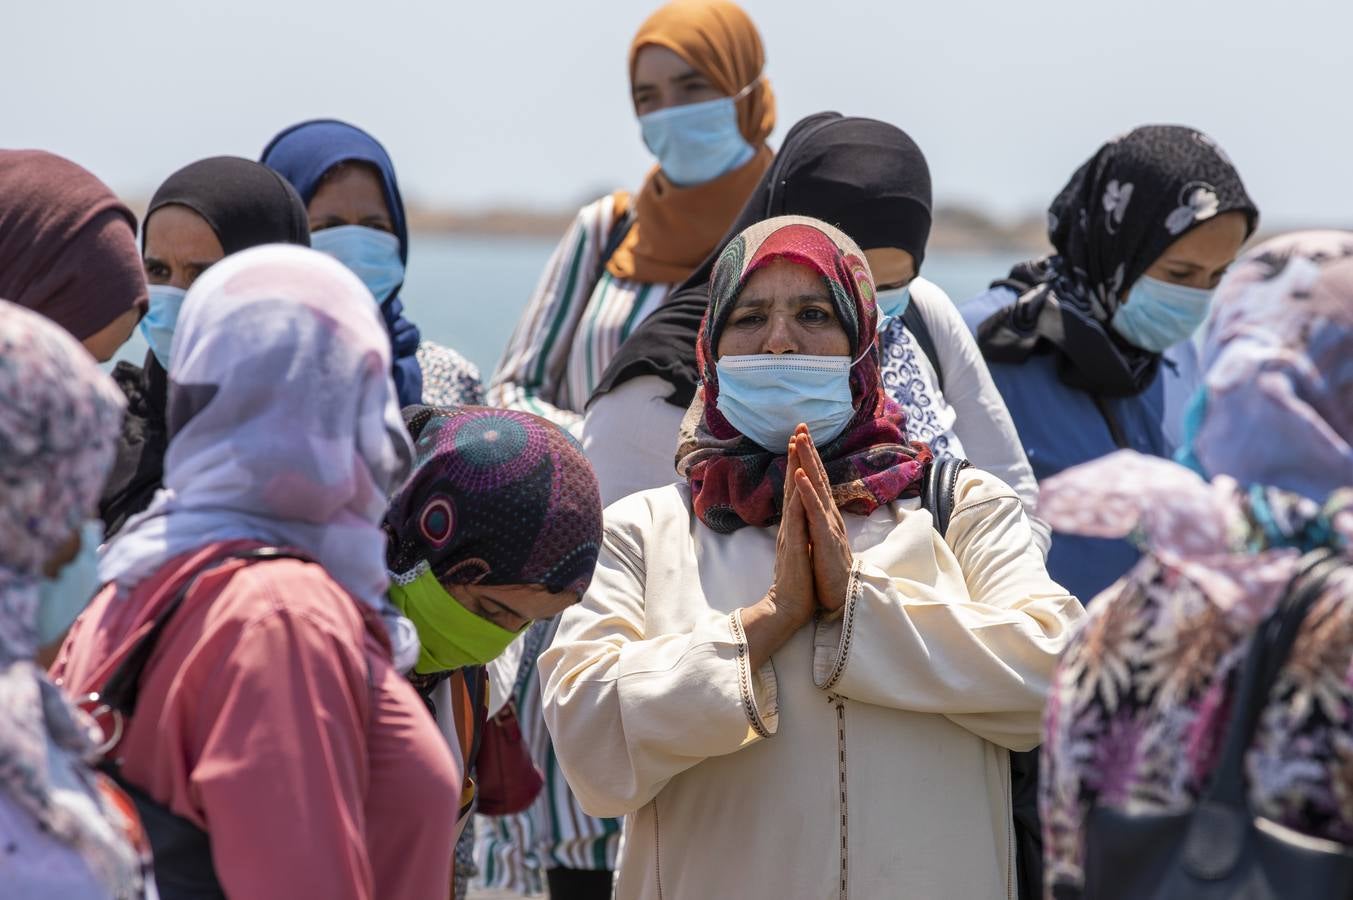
{"left": 977, "top": 125, "right": 1258, "bottom": 396}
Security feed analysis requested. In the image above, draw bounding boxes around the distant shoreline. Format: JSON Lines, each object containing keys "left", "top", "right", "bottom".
{"left": 124, "top": 194, "right": 1338, "bottom": 256}
{"left": 401, "top": 203, "right": 1053, "bottom": 255}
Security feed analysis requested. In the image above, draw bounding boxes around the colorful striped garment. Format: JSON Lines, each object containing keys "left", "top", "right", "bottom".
{"left": 488, "top": 195, "right": 674, "bottom": 429}
{"left": 474, "top": 618, "right": 620, "bottom": 893}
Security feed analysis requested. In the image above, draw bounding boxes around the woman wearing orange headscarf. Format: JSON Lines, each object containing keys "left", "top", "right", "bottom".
{"left": 488, "top": 0, "right": 775, "bottom": 434}
{"left": 479, "top": 4, "right": 774, "bottom": 895}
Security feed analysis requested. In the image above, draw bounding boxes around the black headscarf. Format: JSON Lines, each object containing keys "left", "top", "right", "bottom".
{"left": 976, "top": 125, "right": 1259, "bottom": 397}
{"left": 590, "top": 111, "right": 933, "bottom": 409}
{"left": 142, "top": 156, "right": 310, "bottom": 256}
{"left": 99, "top": 156, "right": 311, "bottom": 537}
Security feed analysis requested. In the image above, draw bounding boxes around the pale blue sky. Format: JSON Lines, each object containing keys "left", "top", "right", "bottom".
{"left": 6, "top": 0, "right": 1347, "bottom": 225}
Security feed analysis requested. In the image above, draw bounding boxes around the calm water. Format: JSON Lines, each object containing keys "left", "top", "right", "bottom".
{"left": 110, "top": 235, "right": 1023, "bottom": 380}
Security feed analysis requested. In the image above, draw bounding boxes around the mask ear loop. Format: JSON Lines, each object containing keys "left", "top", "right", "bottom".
{"left": 850, "top": 333, "right": 878, "bottom": 368}
{"left": 731, "top": 75, "right": 762, "bottom": 102}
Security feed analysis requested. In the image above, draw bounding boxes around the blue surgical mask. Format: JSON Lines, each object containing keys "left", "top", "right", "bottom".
{"left": 639, "top": 97, "right": 755, "bottom": 187}
{"left": 311, "top": 225, "right": 404, "bottom": 304}
{"left": 1111, "top": 275, "right": 1213, "bottom": 353}
{"left": 875, "top": 285, "right": 912, "bottom": 333}
{"left": 37, "top": 519, "right": 104, "bottom": 647}
{"left": 715, "top": 354, "right": 857, "bottom": 452}
{"left": 139, "top": 284, "right": 187, "bottom": 369}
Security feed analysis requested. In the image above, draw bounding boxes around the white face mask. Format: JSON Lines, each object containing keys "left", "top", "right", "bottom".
{"left": 714, "top": 354, "right": 858, "bottom": 452}
{"left": 1110, "top": 275, "right": 1213, "bottom": 353}
{"left": 874, "top": 285, "right": 912, "bottom": 333}
{"left": 311, "top": 225, "right": 404, "bottom": 304}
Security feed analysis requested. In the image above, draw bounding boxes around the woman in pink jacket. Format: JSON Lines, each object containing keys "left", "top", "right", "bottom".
{"left": 54, "top": 245, "right": 460, "bottom": 899}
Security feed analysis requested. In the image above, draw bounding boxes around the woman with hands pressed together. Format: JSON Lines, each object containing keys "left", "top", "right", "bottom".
{"left": 540, "top": 216, "right": 1084, "bottom": 900}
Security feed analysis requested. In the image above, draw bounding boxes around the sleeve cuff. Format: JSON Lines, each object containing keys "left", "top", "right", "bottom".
{"left": 813, "top": 560, "right": 864, "bottom": 690}
{"left": 730, "top": 610, "right": 779, "bottom": 740}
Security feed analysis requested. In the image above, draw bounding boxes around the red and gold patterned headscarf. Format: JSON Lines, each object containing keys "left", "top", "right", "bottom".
{"left": 677, "top": 215, "right": 932, "bottom": 533}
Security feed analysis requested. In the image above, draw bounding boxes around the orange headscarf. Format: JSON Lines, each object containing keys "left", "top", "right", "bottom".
{"left": 607, "top": 0, "right": 776, "bottom": 285}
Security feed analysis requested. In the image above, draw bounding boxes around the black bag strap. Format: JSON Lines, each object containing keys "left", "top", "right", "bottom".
{"left": 99, "top": 547, "right": 313, "bottom": 718}
{"left": 920, "top": 457, "right": 969, "bottom": 537}
{"left": 593, "top": 204, "right": 636, "bottom": 288}
{"left": 901, "top": 302, "right": 945, "bottom": 395}
{"left": 1091, "top": 394, "right": 1130, "bottom": 450}
{"left": 1201, "top": 547, "right": 1344, "bottom": 809}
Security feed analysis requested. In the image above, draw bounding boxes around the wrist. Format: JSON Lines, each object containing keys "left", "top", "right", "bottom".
{"left": 741, "top": 593, "right": 798, "bottom": 670}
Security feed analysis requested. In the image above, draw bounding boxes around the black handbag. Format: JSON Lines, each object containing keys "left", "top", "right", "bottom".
{"left": 1080, "top": 548, "right": 1353, "bottom": 899}
{"left": 922, "top": 457, "right": 1044, "bottom": 900}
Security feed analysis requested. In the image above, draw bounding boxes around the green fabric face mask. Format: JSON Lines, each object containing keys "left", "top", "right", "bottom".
{"left": 388, "top": 568, "right": 519, "bottom": 674}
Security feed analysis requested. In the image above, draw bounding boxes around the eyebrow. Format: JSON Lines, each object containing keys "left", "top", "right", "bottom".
{"left": 483, "top": 593, "right": 527, "bottom": 623}
{"left": 673, "top": 71, "right": 709, "bottom": 86}
{"left": 1158, "top": 258, "right": 1203, "bottom": 270}
{"left": 735, "top": 292, "right": 832, "bottom": 309}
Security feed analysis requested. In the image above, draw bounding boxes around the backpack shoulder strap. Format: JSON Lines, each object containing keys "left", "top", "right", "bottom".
{"left": 593, "top": 192, "right": 636, "bottom": 287}
{"left": 920, "top": 457, "right": 969, "bottom": 537}
{"left": 901, "top": 301, "right": 945, "bottom": 394}
{"left": 98, "top": 547, "right": 314, "bottom": 717}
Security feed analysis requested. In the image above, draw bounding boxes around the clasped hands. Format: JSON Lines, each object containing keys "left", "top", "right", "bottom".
{"left": 742, "top": 424, "right": 854, "bottom": 669}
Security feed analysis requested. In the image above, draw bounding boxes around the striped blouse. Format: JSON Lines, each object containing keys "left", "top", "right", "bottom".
{"left": 488, "top": 195, "right": 674, "bottom": 428}
{"left": 474, "top": 618, "right": 620, "bottom": 891}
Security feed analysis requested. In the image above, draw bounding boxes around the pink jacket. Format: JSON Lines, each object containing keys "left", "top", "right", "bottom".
{"left": 54, "top": 541, "right": 461, "bottom": 900}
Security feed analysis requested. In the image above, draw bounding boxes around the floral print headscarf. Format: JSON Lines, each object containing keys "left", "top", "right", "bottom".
{"left": 677, "top": 215, "right": 932, "bottom": 533}
{"left": 978, "top": 125, "right": 1258, "bottom": 396}
{"left": 1181, "top": 230, "right": 1353, "bottom": 500}
{"left": 1035, "top": 231, "right": 1353, "bottom": 897}
{"left": 0, "top": 301, "right": 144, "bottom": 896}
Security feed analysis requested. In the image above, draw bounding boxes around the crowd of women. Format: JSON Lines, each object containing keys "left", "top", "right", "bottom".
{"left": 2, "top": 0, "right": 1350, "bottom": 898}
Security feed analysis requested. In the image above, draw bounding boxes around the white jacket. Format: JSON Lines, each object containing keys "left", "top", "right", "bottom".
{"left": 541, "top": 469, "right": 1082, "bottom": 899}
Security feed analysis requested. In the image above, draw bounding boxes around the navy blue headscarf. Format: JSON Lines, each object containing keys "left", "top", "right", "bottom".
{"left": 261, "top": 119, "right": 423, "bottom": 407}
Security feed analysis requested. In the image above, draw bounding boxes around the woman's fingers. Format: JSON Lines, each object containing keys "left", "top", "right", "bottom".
{"left": 784, "top": 480, "right": 809, "bottom": 544}
{"left": 796, "top": 468, "right": 833, "bottom": 541}
{"left": 796, "top": 428, "right": 835, "bottom": 514}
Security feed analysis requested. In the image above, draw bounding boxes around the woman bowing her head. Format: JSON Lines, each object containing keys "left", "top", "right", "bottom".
{"left": 540, "top": 216, "right": 1083, "bottom": 900}
{"left": 381, "top": 406, "right": 603, "bottom": 842}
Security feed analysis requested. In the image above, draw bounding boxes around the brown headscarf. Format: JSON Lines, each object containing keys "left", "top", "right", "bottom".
{"left": 0, "top": 150, "right": 146, "bottom": 342}
{"left": 608, "top": 0, "right": 776, "bottom": 285}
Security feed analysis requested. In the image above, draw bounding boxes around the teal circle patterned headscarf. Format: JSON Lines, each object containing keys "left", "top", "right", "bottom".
{"left": 384, "top": 406, "right": 604, "bottom": 596}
